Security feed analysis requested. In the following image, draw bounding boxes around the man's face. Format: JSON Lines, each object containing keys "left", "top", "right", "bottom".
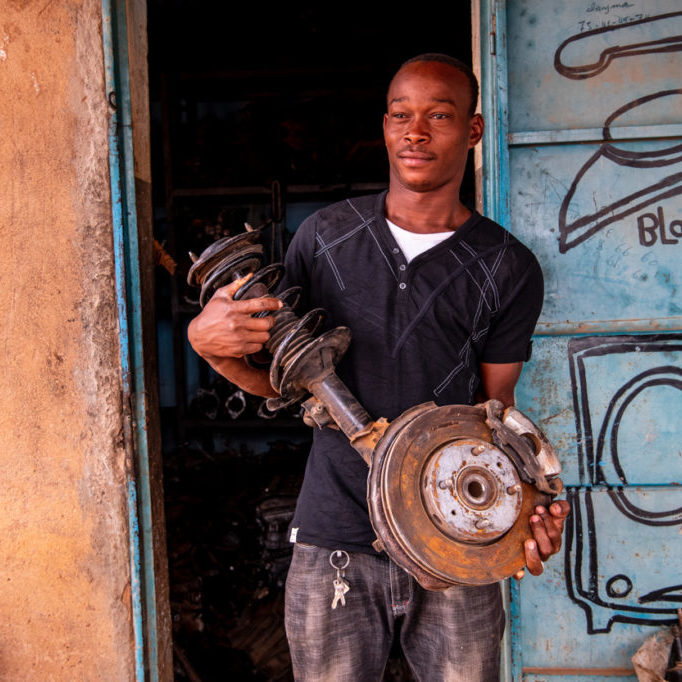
{"left": 383, "top": 61, "right": 483, "bottom": 194}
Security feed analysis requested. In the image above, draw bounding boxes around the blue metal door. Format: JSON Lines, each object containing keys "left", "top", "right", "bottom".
{"left": 478, "top": 1, "right": 682, "bottom": 679}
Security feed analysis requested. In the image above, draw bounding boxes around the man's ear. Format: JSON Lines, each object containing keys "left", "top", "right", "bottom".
{"left": 469, "top": 113, "right": 484, "bottom": 148}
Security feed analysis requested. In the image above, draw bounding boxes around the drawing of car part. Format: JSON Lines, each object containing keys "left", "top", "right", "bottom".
{"left": 554, "top": 11, "right": 682, "bottom": 80}
{"left": 565, "top": 487, "right": 682, "bottom": 634}
{"left": 558, "top": 89, "right": 682, "bottom": 253}
{"left": 565, "top": 335, "right": 682, "bottom": 633}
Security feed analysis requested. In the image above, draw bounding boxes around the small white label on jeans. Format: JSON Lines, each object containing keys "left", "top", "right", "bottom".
{"left": 290, "top": 527, "right": 299, "bottom": 543}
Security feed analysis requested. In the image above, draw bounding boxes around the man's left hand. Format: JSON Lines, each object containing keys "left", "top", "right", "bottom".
{"left": 514, "top": 500, "right": 571, "bottom": 579}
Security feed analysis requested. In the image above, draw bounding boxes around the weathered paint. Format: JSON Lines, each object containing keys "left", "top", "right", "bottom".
{"left": 123, "top": 0, "right": 173, "bottom": 675}
{"left": 475, "top": 3, "right": 516, "bottom": 678}
{"left": 103, "top": 0, "right": 172, "bottom": 677}
{"left": 0, "top": 1, "right": 135, "bottom": 679}
{"left": 102, "top": 1, "right": 148, "bottom": 678}
{"left": 101, "top": 5, "right": 145, "bottom": 678}
{"left": 479, "top": 0, "right": 682, "bottom": 678}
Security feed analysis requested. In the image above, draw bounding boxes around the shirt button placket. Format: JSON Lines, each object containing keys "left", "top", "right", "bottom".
{"left": 393, "top": 248, "right": 407, "bottom": 291}
{"left": 397, "top": 261, "right": 408, "bottom": 290}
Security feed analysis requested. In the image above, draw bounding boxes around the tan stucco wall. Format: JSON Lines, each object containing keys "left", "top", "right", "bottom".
{"left": 0, "top": 1, "right": 135, "bottom": 679}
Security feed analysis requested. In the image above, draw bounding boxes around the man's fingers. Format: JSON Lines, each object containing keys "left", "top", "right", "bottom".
{"left": 534, "top": 507, "right": 562, "bottom": 555}
{"left": 529, "top": 514, "right": 554, "bottom": 559}
{"left": 513, "top": 568, "right": 526, "bottom": 581}
{"left": 210, "top": 277, "right": 282, "bottom": 316}
{"left": 229, "top": 296, "right": 283, "bottom": 315}
{"left": 549, "top": 500, "right": 571, "bottom": 520}
{"left": 524, "top": 539, "right": 544, "bottom": 576}
{"left": 242, "top": 315, "right": 277, "bottom": 332}
{"left": 217, "top": 274, "right": 254, "bottom": 299}
{"left": 240, "top": 330, "right": 271, "bottom": 345}
{"left": 242, "top": 342, "right": 265, "bottom": 355}
{"left": 542, "top": 501, "right": 570, "bottom": 553}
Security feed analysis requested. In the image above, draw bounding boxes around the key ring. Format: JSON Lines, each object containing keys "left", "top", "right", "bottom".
{"left": 329, "top": 550, "right": 350, "bottom": 570}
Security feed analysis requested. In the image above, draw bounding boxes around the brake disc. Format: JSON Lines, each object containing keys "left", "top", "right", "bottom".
{"left": 367, "top": 402, "right": 562, "bottom": 588}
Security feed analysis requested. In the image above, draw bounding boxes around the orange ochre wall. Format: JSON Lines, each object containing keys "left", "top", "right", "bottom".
{"left": 0, "top": 1, "right": 136, "bottom": 679}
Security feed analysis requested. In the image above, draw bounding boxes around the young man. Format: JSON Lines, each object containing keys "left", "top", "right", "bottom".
{"left": 189, "top": 54, "right": 569, "bottom": 681}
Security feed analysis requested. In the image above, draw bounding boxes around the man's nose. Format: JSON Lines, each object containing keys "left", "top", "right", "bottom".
{"left": 405, "top": 121, "right": 430, "bottom": 144}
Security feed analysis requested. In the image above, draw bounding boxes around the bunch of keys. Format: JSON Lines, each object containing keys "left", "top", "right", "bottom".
{"left": 329, "top": 550, "right": 350, "bottom": 610}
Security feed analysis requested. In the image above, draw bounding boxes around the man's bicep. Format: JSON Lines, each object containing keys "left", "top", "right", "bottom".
{"left": 479, "top": 361, "right": 523, "bottom": 407}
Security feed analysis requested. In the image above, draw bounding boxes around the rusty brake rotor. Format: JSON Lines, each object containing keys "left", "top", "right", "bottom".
{"left": 367, "top": 401, "right": 561, "bottom": 588}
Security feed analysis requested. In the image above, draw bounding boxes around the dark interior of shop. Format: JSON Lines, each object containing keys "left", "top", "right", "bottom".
{"left": 147, "top": 3, "right": 473, "bottom": 679}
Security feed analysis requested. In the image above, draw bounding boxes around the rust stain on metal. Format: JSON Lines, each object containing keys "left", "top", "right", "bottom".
{"left": 350, "top": 418, "right": 389, "bottom": 466}
{"left": 367, "top": 402, "right": 561, "bottom": 588}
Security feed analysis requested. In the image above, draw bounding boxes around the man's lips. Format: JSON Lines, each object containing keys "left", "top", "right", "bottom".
{"left": 397, "top": 149, "right": 436, "bottom": 166}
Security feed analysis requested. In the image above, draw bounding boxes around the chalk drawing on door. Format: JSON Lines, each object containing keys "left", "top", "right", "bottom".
{"left": 557, "top": 89, "right": 682, "bottom": 253}
{"left": 553, "top": 11, "right": 682, "bottom": 253}
{"left": 554, "top": 11, "right": 682, "bottom": 80}
{"left": 565, "top": 335, "right": 682, "bottom": 634}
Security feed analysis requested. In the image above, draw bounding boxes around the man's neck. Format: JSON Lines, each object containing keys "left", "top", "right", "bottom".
{"left": 384, "top": 185, "right": 472, "bottom": 235}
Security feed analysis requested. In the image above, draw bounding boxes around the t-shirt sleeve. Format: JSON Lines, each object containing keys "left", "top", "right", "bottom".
{"left": 481, "top": 255, "right": 544, "bottom": 363}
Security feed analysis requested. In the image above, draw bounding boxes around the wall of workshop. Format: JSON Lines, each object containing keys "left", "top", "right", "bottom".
{"left": 0, "top": 1, "right": 135, "bottom": 679}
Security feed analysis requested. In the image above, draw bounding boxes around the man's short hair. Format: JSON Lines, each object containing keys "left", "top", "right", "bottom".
{"left": 394, "top": 53, "right": 479, "bottom": 118}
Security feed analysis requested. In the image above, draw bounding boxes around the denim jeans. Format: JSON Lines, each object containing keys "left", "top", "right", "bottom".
{"left": 285, "top": 543, "right": 505, "bottom": 682}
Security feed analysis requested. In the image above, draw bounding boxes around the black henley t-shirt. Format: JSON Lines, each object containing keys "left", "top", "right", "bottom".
{"left": 278, "top": 192, "right": 544, "bottom": 553}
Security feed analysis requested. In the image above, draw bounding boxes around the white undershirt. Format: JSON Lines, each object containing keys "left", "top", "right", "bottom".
{"left": 386, "top": 219, "right": 454, "bottom": 263}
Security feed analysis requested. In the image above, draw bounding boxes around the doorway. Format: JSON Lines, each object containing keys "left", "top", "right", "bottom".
{"left": 146, "top": 4, "right": 474, "bottom": 679}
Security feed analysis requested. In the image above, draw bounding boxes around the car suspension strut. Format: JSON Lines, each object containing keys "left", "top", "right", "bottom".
{"left": 189, "top": 226, "right": 563, "bottom": 588}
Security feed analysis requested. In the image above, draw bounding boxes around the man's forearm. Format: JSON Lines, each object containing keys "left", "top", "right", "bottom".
{"left": 479, "top": 361, "right": 523, "bottom": 407}
{"left": 203, "top": 354, "right": 277, "bottom": 398}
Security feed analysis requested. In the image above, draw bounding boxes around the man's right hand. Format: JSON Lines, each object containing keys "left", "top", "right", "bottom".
{"left": 187, "top": 275, "right": 283, "bottom": 361}
{"left": 187, "top": 275, "right": 283, "bottom": 398}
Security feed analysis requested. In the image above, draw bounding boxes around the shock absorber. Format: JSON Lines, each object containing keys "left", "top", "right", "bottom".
{"left": 188, "top": 226, "right": 563, "bottom": 588}
{"left": 187, "top": 226, "right": 377, "bottom": 451}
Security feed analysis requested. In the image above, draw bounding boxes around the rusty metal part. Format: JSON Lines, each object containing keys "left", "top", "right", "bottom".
{"left": 190, "top": 230, "right": 563, "bottom": 589}
{"left": 350, "top": 418, "right": 390, "bottom": 466}
{"left": 367, "top": 402, "right": 561, "bottom": 587}
{"left": 187, "top": 231, "right": 264, "bottom": 307}
{"left": 485, "top": 400, "right": 563, "bottom": 495}
{"left": 422, "top": 438, "right": 523, "bottom": 543}
{"left": 301, "top": 396, "right": 338, "bottom": 430}
{"left": 501, "top": 405, "right": 562, "bottom": 479}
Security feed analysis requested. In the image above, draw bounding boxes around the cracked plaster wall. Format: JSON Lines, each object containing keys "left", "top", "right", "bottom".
{"left": 0, "top": 1, "right": 135, "bottom": 679}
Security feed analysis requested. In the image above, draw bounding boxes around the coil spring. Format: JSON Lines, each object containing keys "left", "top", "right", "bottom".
{"left": 188, "top": 229, "right": 328, "bottom": 402}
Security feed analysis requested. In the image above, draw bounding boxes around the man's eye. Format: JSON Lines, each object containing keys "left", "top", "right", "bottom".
{"left": 432, "top": 113, "right": 450, "bottom": 120}
{"left": 391, "top": 112, "right": 408, "bottom": 119}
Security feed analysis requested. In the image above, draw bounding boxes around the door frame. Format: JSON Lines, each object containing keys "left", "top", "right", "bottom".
{"left": 472, "top": 0, "right": 519, "bottom": 679}
{"left": 102, "top": 1, "right": 171, "bottom": 678}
